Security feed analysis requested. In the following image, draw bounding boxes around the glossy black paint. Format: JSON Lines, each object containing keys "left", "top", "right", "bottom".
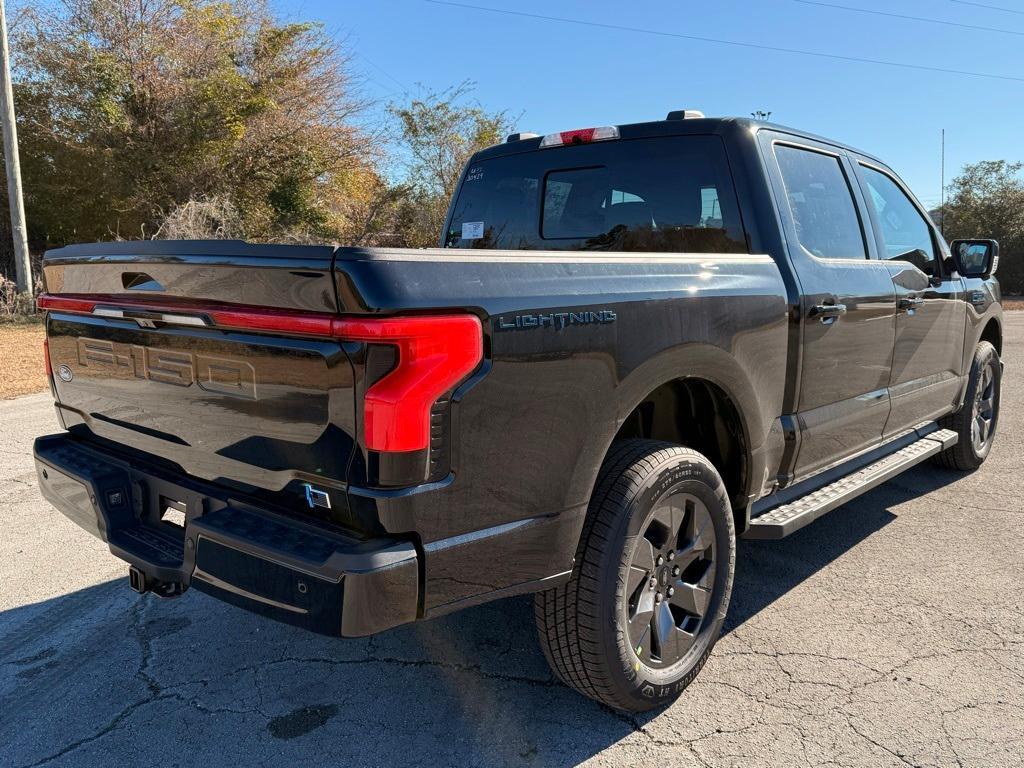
{"left": 45, "top": 312, "right": 363, "bottom": 529}
{"left": 37, "top": 116, "right": 1002, "bottom": 632}
{"left": 757, "top": 130, "right": 898, "bottom": 480}
{"left": 334, "top": 249, "right": 789, "bottom": 613}
{"left": 43, "top": 240, "right": 339, "bottom": 313}
{"left": 849, "top": 154, "right": 968, "bottom": 439}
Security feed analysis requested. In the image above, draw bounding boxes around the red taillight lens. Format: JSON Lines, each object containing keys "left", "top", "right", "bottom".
{"left": 37, "top": 295, "right": 97, "bottom": 314}
{"left": 559, "top": 128, "right": 596, "bottom": 144}
{"left": 334, "top": 315, "right": 483, "bottom": 453}
{"left": 539, "top": 125, "right": 620, "bottom": 148}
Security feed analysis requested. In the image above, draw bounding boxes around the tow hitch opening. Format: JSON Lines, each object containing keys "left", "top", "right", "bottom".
{"left": 128, "top": 566, "right": 186, "bottom": 599}
{"left": 128, "top": 566, "right": 148, "bottom": 594}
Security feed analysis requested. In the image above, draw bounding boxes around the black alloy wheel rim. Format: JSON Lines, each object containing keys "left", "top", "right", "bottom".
{"left": 972, "top": 359, "right": 998, "bottom": 453}
{"left": 625, "top": 492, "right": 717, "bottom": 668}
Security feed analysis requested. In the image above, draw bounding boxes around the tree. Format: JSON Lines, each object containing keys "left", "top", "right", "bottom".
{"left": 941, "top": 160, "right": 1024, "bottom": 293}
{"left": 5, "top": 0, "right": 378, "bottom": 261}
{"left": 388, "top": 82, "right": 513, "bottom": 247}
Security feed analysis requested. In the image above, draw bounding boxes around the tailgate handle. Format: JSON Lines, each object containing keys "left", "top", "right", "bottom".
{"left": 122, "top": 272, "right": 165, "bottom": 292}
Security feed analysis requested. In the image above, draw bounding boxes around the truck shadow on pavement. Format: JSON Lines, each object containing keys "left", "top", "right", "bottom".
{"left": 727, "top": 463, "right": 969, "bottom": 633}
{"left": 0, "top": 465, "right": 966, "bottom": 768}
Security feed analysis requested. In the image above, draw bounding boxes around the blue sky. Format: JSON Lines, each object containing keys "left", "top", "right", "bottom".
{"left": 294, "top": 0, "right": 1024, "bottom": 209}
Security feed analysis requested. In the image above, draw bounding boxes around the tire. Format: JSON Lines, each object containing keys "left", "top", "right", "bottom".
{"left": 534, "top": 439, "right": 735, "bottom": 712}
{"left": 935, "top": 341, "right": 1001, "bottom": 471}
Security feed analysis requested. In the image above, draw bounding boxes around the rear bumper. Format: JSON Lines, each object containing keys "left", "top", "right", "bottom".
{"left": 33, "top": 433, "right": 419, "bottom": 637}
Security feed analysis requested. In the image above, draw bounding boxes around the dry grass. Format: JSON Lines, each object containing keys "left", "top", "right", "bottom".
{"left": 1003, "top": 296, "right": 1024, "bottom": 311}
{"left": 0, "top": 322, "right": 47, "bottom": 399}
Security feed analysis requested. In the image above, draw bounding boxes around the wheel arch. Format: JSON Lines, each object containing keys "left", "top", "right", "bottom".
{"left": 613, "top": 376, "right": 753, "bottom": 536}
{"left": 567, "top": 342, "right": 776, "bottom": 539}
{"left": 980, "top": 316, "right": 1002, "bottom": 356}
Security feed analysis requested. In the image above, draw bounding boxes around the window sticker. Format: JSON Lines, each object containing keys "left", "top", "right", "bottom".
{"left": 466, "top": 166, "right": 484, "bottom": 182}
{"left": 461, "top": 221, "right": 484, "bottom": 240}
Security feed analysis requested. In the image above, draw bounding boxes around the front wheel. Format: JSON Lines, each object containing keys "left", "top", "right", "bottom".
{"left": 935, "top": 340, "right": 1001, "bottom": 471}
{"left": 534, "top": 440, "right": 735, "bottom": 712}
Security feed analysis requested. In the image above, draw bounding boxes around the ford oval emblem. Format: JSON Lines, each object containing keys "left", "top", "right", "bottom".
{"left": 58, "top": 365, "right": 73, "bottom": 382}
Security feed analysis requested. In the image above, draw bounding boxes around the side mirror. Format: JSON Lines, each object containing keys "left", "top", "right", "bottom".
{"left": 950, "top": 239, "right": 999, "bottom": 278}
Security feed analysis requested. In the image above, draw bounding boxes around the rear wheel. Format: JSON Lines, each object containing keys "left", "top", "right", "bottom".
{"left": 534, "top": 440, "right": 735, "bottom": 712}
{"left": 935, "top": 341, "right": 1001, "bottom": 471}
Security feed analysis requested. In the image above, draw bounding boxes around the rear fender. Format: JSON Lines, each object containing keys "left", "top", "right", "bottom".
{"left": 560, "top": 340, "right": 784, "bottom": 560}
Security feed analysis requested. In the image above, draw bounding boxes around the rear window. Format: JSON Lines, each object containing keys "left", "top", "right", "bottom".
{"left": 444, "top": 135, "right": 747, "bottom": 253}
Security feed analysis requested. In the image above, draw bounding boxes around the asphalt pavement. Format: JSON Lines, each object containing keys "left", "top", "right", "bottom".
{"left": 2, "top": 316, "right": 1022, "bottom": 767}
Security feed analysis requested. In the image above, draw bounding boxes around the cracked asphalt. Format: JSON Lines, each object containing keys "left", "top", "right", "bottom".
{"left": 2, "top": 316, "right": 1023, "bottom": 768}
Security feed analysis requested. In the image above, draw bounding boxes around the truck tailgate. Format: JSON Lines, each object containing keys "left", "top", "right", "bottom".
{"left": 40, "top": 241, "right": 359, "bottom": 525}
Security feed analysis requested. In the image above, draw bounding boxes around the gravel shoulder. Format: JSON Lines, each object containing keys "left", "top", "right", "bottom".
{"left": 0, "top": 322, "right": 46, "bottom": 399}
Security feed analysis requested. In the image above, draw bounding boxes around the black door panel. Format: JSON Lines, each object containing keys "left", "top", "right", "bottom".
{"left": 885, "top": 264, "right": 966, "bottom": 431}
{"left": 851, "top": 160, "right": 967, "bottom": 434}
{"left": 760, "top": 132, "right": 897, "bottom": 482}
{"left": 793, "top": 264, "right": 896, "bottom": 477}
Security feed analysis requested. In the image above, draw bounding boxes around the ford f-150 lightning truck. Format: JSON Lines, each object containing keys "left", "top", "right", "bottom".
{"left": 33, "top": 113, "right": 1003, "bottom": 712}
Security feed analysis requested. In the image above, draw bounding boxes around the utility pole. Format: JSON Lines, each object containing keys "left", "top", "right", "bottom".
{"left": 0, "top": 0, "right": 30, "bottom": 295}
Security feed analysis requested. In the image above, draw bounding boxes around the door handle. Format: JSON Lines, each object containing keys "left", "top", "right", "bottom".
{"left": 898, "top": 296, "right": 924, "bottom": 312}
{"left": 809, "top": 303, "right": 847, "bottom": 324}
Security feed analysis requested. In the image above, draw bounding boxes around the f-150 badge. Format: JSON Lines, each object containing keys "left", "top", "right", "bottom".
{"left": 74, "top": 337, "right": 257, "bottom": 400}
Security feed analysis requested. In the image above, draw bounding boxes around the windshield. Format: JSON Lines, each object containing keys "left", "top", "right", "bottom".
{"left": 444, "top": 135, "right": 746, "bottom": 253}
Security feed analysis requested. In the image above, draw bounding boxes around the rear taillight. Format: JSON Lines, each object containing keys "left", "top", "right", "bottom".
{"left": 539, "top": 125, "right": 619, "bottom": 148}
{"left": 336, "top": 315, "right": 483, "bottom": 453}
{"left": 37, "top": 295, "right": 97, "bottom": 314}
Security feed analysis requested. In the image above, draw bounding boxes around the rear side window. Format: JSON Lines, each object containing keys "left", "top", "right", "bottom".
{"left": 859, "top": 165, "right": 937, "bottom": 276}
{"left": 445, "top": 135, "right": 747, "bottom": 253}
{"left": 775, "top": 145, "right": 866, "bottom": 260}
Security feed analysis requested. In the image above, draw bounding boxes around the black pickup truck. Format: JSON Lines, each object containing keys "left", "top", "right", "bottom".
{"left": 34, "top": 113, "right": 1003, "bottom": 712}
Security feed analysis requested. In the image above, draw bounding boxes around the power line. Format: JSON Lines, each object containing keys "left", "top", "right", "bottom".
{"left": 947, "top": 0, "right": 1024, "bottom": 16}
{"left": 362, "top": 75, "right": 404, "bottom": 99}
{"left": 356, "top": 53, "right": 412, "bottom": 95}
{"left": 796, "top": 0, "right": 1024, "bottom": 37}
{"left": 424, "top": 0, "right": 1024, "bottom": 84}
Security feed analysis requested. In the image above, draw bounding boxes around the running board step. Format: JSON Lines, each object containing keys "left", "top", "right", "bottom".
{"left": 747, "top": 429, "right": 957, "bottom": 540}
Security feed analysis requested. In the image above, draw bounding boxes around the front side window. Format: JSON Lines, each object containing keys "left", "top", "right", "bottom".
{"left": 775, "top": 144, "right": 867, "bottom": 260}
{"left": 860, "top": 165, "right": 937, "bottom": 276}
{"left": 445, "top": 135, "right": 747, "bottom": 253}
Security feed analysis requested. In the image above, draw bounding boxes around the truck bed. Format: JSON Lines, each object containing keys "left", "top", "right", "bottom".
{"left": 40, "top": 238, "right": 789, "bottom": 611}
